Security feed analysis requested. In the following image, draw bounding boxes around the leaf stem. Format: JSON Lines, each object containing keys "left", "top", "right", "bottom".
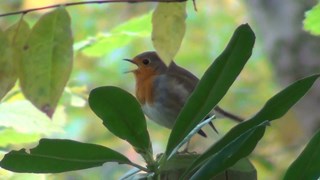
{"left": 127, "top": 162, "right": 149, "bottom": 172}
{"left": 0, "top": 0, "right": 187, "bottom": 17}
{"left": 142, "top": 151, "right": 157, "bottom": 172}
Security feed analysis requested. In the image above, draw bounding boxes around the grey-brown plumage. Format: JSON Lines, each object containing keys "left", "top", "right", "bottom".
{"left": 125, "top": 51, "right": 243, "bottom": 137}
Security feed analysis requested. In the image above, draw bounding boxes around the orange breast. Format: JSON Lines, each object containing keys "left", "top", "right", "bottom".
{"left": 136, "top": 76, "right": 155, "bottom": 104}
{"left": 134, "top": 67, "right": 157, "bottom": 105}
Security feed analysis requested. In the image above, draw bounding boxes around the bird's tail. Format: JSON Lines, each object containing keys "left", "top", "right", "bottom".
{"left": 205, "top": 106, "right": 244, "bottom": 134}
{"left": 198, "top": 107, "right": 243, "bottom": 137}
{"left": 214, "top": 106, "right": 244, "bottom": 122}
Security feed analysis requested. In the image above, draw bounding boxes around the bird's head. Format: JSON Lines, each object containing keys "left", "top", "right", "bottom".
{"left": 124, "top": 51, "right": 167, "bottom": 80}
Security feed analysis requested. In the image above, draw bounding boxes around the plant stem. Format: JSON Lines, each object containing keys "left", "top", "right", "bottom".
{"left": 128, "top": 162, "right": 149, "bottom": 172}
{"left": 142, "top": 151, "right": 157, "bottom": 170}
{"left": 0, "top": 0, "right": 187, "bottom": 17}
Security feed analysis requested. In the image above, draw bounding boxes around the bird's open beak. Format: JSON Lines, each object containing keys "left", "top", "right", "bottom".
{"left": 123, "top": 59, "right": 137, "bottom": 73}
{"left": 123, "top": 59, "right": 136, "bottom": 64}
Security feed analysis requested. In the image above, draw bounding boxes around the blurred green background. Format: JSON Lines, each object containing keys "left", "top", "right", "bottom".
{"left": 0, "top": 0, "right": 313, "bottom": 179}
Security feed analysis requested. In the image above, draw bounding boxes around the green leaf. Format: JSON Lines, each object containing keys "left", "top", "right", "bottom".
{"left": 111, "top": 12, "right": 152, "bottom": 35}
{"left": 152, "top": 2, "right": 186, "bottom": 65}
{"left": 168, "top": 117, "right": 215, "bottom": 159}
{"left": 304, "top": 3, "right": 320, "bottom": 36}
{"left": 284, "top": 129, "right": 320, "bottom": 180}
{"left": 5, "top": 19, "right": 31, "bottom": 72}
{"left": 88, "top": 86, "right": 152, "bottom": 155}
{"left": 120, "top": 168, "right": 141, "bottom": 180}
{"left": 77, "top": 13, "right": 151, "bottom": 57}
{"left": 0, "top": 128, "right": 40, "bottom": 147}
{"left": 79, "top": 33, "right": 132, "bottom": 57}
{"left": 0, "top": 100, "right": 64, "bottom": 135}
{"left": 5, "top": 19, "right": 30, "bottom": 47}
{"left": 229, "top": 158, "right": 256, "bottom": 173}
{"left": 0, "top": 19, "right": 31, "bottom": 101}
{"left": 20, "top": 7, "right": 73, "bottom": 117}
{"left": 165, "top": 24, "right": 255, "bottom": 157}
{"left": 0, "top": 139, "right": 131, "bottom": 173}
{"left": 183, "top": 74, "right": 320, "bottom": 176}
{"left": 216, "top": 158, "right": 257, "bottom": 180}
{"left": 189, "top": 122, "right": 267, "bottom": 179}
{"left": 0, "top": 30, "right": 16, "bottom": 100}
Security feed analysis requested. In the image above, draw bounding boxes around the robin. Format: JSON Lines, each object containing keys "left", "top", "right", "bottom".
{"left": 124, "top": 51, "right": 243, "bottom": 137}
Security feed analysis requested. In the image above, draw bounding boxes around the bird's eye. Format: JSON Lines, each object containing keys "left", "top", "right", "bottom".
{"left": 142, "top": 58, "right": 150, "bottom": 65}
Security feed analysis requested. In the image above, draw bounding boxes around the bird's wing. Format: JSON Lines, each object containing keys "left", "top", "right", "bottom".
{"left": 166, "top": 61, "right": 199, "bottom": 93}
{"left": 167, "top": 61, "right": 218, "bottom": 134}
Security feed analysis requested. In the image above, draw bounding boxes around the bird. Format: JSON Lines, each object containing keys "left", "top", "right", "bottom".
{"left": 124, "top": 51, "right": 243, "bottom": 137}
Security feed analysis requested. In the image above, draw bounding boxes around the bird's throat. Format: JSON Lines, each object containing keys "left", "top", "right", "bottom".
{"left": 135, "top": 75, "right": 156, "bottom": 105}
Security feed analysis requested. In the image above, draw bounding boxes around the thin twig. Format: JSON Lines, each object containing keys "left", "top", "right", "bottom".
{"left": 192, "top": 0, "right": 197, "bottom": 11}
{"left": 0, "top": 0, "right": 187, "bottom": 17}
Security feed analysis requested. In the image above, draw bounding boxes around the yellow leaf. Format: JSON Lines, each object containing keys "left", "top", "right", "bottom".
{"left": 20, "top": 7, "right": 73, "bottom": 117}
{"left": 152, "top": 2, "right": 186, "bottom": 65}
{"left": 0, "top": 30, "right": 16, "bottom": 100}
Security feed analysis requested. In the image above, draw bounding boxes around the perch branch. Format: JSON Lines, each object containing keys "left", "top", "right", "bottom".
{"left": 0, "top": 0, "right": 188, "bottom": 17}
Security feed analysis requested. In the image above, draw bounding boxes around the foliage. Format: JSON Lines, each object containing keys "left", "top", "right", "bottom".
{"left": 0, "top": 139, "right": 131, "bottom": 173}
{"left": 152, "top": 2, "right": 186, "bottom": 65}
{"left": 183, "top": 73, "right": 320, "bottom": 178}
{"left": 284, "top": 129, "right": 320, "bottom": 180}
{"left": 0, "top": 28, "right": 17, "bottom": 100}
{"left": 304, "top": 2, "right": 320, "bottom": 36}
{"left": 88, "top": 86, "right": 154, "bottom": 167}
{"left": 20, "top": 7, "right": 73, "bottom": 117}
{"left": 165, "top": 24, "right": 255, "bottom": 157}
{"left": 0, "top": 1, "right": 319, "bottom": 179}
{"left": 0, "top": 7, "right": 72, "bottom": 118}
{"left": 75, "top": 12, "right": 152, "bottom": 57}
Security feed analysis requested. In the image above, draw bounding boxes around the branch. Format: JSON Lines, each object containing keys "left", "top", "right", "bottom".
{"left": 0, "top": 0, "right": 188, "bottom": 17}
